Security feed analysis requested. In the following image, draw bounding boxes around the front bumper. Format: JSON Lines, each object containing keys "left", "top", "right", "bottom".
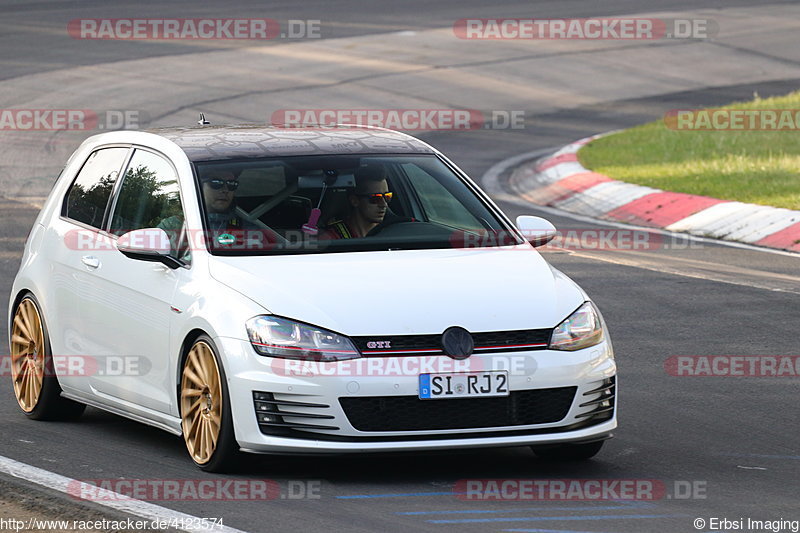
{"left": 218, "top": 337, "right": 617, "bottom": 454}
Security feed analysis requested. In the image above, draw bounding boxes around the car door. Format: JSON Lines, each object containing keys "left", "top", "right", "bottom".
{"left": 84, "top": 147, "right": 188, "bottom": 414}
{"left": 47, "top": 146, "right": 131, "bottom": 396}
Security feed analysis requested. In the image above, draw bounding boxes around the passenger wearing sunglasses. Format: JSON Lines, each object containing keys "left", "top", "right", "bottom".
{"left": 158, "top": 168, "right": 266, "bottom": 258}
{"left": 200, "top": 169, "right": 255, "bottom": 232}
{"left": 322, "top": 165, "right": 392, "bottom": 239}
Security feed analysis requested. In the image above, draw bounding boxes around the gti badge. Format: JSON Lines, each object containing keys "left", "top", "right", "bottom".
{"left": 366, "top": 341, "right": 392, "bottom": 349}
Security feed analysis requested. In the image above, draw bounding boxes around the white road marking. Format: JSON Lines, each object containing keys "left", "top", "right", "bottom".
{"left": 0, "top": 454, "right": 249, "bottom": 533}
{"left": 566, "top": 248, "right": 800, "bottom": 295}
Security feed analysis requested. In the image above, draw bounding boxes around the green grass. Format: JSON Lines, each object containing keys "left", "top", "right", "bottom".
{"left": 577, "top": 91, "right": 800, "bottom": 210}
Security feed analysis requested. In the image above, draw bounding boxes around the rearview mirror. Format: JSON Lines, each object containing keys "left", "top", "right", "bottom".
{"left": 516, "top": 215, "right": 557, "bottom": 247}
{"left": 116, "top": 228, "right": 184, "bottom": 269}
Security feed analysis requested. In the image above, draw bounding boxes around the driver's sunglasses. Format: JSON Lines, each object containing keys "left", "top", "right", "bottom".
{"left": 356, "top": 192, "right": 393, "bottom": 204}
{"left": 205, "top": 178, "right": 239, "bottom": 191}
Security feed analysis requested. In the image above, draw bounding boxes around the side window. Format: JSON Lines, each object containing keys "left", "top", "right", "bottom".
{"left": 109, "top": 149, "right": 186, "bottom": 258}
{"left": 401, "top": 163, "right": 483, "bottom": 230}
{"left": 63, "top": 147, "right": 129, "bottom": 228}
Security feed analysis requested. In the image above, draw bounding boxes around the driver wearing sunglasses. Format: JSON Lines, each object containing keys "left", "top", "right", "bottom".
{"left": 322, "top": 165, "right": 392, "bottom": 239}
{"left": 200, "top": 168, "right": 256, "bottom": 232}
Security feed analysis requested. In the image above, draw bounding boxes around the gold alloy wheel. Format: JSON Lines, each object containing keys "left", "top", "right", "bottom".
{"left": 180, "top": 341, "right": 223, "bottom": 465}
{"left": 10, "top": 298, "right": 46, "bottom": 413}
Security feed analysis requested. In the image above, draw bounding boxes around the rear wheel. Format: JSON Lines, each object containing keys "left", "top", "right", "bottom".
{"left": 180, "top": 336, "right": 238, "bottom": 472}
{"left": 531, "top": 440, "right": 605, "bottom": 461}
{"left": 10, "top": 294, "right": 85, "bottom": 420}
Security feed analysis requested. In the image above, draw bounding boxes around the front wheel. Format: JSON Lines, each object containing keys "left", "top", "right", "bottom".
{"left": 180, "top": 335, "right": 239, "bottom": 472}
{"left": 531, "top": 440, "right": 605, "bottom": 461}
{"left": 10, "top": 294, "right": 85, "bottom": 420}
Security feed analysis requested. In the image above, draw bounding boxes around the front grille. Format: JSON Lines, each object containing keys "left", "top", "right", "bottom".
{"left": 352, "top": 334, "right": 440, "bottom": 354}
{"left": 473, "top": 330, "right": 551, "bottom": 349}
{"left": 351, "top": 328, "right": 552, "bottom": 356}
{"left": 339, "top": 387, "right": 577, "bottom": 432}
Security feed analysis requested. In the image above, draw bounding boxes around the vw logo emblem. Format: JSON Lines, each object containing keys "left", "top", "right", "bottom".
{"left": 441, "top": 326, "right": 474, "bottom": 360}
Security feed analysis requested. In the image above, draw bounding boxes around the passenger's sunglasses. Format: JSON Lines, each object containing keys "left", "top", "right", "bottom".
{"left": 204, "top": 179, "right": 239, "bottom": 191}
{"left": 356, "top": 192, "right": 393, "bottom": 204}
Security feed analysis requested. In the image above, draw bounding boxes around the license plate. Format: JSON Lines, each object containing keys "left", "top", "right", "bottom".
{"left": 419, "top": 371, "right": 509, "bottom": 399}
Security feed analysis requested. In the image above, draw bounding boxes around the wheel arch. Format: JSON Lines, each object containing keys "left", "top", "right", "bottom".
{"left": 8, "top": 288, "right": 41, "bottom": 347}
{"left": 175, "top": 328, "right": 209, "bottom": 402}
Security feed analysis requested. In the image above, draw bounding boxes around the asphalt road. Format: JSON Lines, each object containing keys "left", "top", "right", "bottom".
{"left": 0, "top": 0, "right": 781, "bottom": 81}
{"left": 1, "top": 1, "right": 798, "bottom": 532}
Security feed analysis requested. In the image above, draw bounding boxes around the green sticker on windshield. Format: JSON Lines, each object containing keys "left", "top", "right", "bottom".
{"left": 217, "top": 233, "right": 236, "bottom": 245}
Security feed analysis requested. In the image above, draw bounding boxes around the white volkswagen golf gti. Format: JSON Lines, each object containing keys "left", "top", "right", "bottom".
{"left": 9, "top": 125, "right": 616, "bottom": 471}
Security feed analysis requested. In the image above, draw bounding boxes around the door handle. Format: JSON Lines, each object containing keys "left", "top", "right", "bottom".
{"left": 81, "top": 255, "right": 101, "bottom": 269}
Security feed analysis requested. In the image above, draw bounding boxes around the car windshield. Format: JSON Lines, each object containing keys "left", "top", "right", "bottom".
{"left": 193, "top": 154, "right": 521, "bottom": 255}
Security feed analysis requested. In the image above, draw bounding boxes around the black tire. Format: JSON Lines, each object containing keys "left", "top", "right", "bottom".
{"left": 10, "top": 293, "right": 86, "bottom": 421}
{"left": 531, "top": 440, "right": 605, "bottom": 461}
{"left": 179, "top": 335, "right": 240, "bottom": 473}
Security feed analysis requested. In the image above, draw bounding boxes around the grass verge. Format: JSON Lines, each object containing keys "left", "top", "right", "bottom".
{"left": 577, "top": 91, "right": 800, "bottom": 210}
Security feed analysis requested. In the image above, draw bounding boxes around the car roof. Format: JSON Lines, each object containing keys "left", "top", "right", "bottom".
{"left": 146, "top": 124, "right": 436, "bottom": 161}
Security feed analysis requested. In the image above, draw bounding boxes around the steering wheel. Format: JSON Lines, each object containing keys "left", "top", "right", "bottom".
{"left": 366, "top": 215, "right": 415, "bottom": 237}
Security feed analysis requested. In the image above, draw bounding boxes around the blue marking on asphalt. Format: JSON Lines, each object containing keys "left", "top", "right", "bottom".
{"left": 338, "top": 492, "right": 663, "bottom": 503}
{"left": 718, "top": 453, "right": 800, "bottom": 460}
{"left": 427, "top": 513, "right": 688, "bottom": 524}
{"left": 397, "top": 501, "right": 656, "bottom": 515}
{"left": 337, "top": 491, "right": 459, "bottom": 499}
{"left": 610, "top": 500, "right": 646, "bottom": 507}
{"left": 502, "top": 529, "right": 615, "bottom": 533}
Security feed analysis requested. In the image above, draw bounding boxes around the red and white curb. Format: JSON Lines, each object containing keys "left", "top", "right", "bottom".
{"left": 509, "top": 135, "right": 800, "bottom": 252}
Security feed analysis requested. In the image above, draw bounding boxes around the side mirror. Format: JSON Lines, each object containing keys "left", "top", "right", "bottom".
{"left": 516, "top": 215, "right": 557, "bottom": 247}
{"left": 117, "top": 228, "right": 184, "bottom": 269}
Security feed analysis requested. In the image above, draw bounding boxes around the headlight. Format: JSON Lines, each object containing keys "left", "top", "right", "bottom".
{"left": 549, "top": 301, "right": 605, "bottom": 351}
{"left": 246, "top": 316, "right": 361, "bottom": 361}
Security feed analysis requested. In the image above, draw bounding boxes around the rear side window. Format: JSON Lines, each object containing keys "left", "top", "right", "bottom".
{"left": 63, "top": 147, "right": 129, "bottom": 228}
